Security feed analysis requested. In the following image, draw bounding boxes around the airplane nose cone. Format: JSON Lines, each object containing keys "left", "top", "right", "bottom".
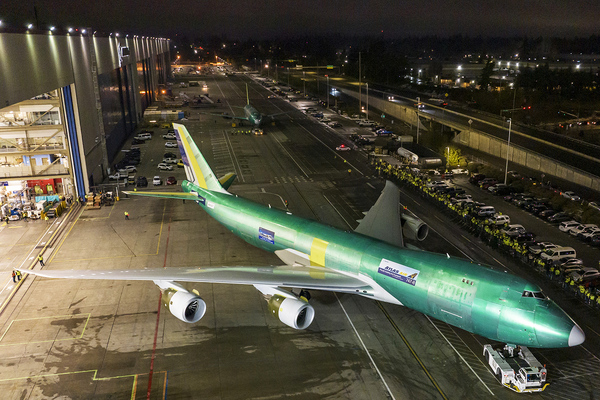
{"left": 568, "top": 324, "right": 585, "bottom": 347}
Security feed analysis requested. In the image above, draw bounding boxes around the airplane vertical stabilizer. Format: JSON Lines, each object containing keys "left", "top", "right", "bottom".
{"left": 246, "top": 84, "right": 250, "bottom": 105}
{"left": 173, "top": 123, "right": 227, "bottom": 193}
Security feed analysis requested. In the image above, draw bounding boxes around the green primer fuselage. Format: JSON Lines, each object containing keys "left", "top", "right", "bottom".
{"left": 183, "top": 180, "right": 578, "bottom": 348}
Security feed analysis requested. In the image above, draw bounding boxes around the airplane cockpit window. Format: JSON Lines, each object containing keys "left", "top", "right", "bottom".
{"left": 522, "top": 290, "right": 547, "bottom": 299}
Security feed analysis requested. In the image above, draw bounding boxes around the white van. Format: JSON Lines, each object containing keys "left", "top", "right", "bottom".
{"left": 540, "top": 246, "right": 577, "bottom": 262}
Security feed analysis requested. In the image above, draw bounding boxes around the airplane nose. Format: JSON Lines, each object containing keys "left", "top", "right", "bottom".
{"left": 568, "top": 324, "right": 585, "bottom": 347}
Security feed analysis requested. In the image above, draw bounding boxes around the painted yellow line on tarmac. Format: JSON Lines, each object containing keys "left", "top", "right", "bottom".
{"left": 0, "top": 313, "right": 91, "bottom": 346}
{"left": 377, "top": 301, "right": 448, "bottom": 400}
{"left": 0, "top": 369, "right": 167, "bottom": 399}
{"left": 49, "top": 206, "right": 85, "bottom": 263}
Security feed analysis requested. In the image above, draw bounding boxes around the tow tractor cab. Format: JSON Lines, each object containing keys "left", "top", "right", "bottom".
{"left": 484, "top": 344, "right": 548, "bottom": 393}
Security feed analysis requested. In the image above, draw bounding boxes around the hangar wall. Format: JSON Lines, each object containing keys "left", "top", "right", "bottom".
{"left": 0, "top": 32, "right": 170, "bottom": 192}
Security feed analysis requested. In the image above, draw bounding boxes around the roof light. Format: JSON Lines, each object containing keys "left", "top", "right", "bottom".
{"left": 68, "top": 27, "right": 73, "bottom": 33}
{"left": 27, "top": 23, "right": 33, "bottom": 29}
{"left": 50, "top": 26, "right": 55, "bottom": 31}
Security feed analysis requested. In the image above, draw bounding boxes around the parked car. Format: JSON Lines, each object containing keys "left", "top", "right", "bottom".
{"left": 479, "top": 178, "right": 498, "bottom": 190}
{"left": 488, "top": 215, "right": 510, "bottom": 226}
{"left": 157, "top": 162, "right": 174, "bottom": 171}
{"left": 117, "top": 166, "right": 137, "bottom": 174}
{"left": 568, "top": 224, "right": 597, "bottom": 237}
{"left": 164, "top": 152, "right": 177, "bottom": 159}
{"left": 528, "top": 242, "right": 558, "bottom": 255}
{"left": 570, "top": 267, "right": 600, "bottom": 283}
{"left": 162, "top": 157, "right": 178, "bottom": 164}
{"left": 502, "top": 224, "right": 526, "bottom": 237}
{"left": 538, "top": 209, "right": 557, "bottom": 219}
{"left": 153, "top": 176, "right": 162, "bottom": 186}
{"left": 131, "top": 138, "right": 145, "bottom": 145}
{"left": 163, "top": 132, "right": 176, "bottom": 140}
{"left": 562, "top": 191, "right": 581, "bottom": 201}
{"left": 579, "top": 227, "right": 600, "bottom": 241}
{"left": 134, "top": 132, "right": 152, "bottom": 140}
{"left": 548, "top": 213, "right": 573, "bottom": 224}
{"left": 476, "top": 205, "right": 496, "bottom": 218}
{"left": 165, "top": 141, "right": 178, "bottom": 148}
{"left": 136, "top": 176, "right": 148, "bottom": 187}
{"left": 336, "top": 144, "right": 351, "bottom": 151}
{"left": 177, "top": 159, "right": 184, "bottom": 168}
{"left": 166, "top": 176, "right": 177, "bottom": 185}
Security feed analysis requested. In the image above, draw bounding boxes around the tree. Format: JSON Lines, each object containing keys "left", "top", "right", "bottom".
{"left": 479, "top": 60, "right": 495, "bottom": 90}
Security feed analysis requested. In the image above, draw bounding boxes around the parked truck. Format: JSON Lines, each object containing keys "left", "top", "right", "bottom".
{"left": 483, "top": 344, "right": 548, "bottom": 393}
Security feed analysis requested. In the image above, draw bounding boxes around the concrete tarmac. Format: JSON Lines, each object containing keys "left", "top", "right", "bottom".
{"left": 0, "top": 74, "right": 597, "bottom": 399}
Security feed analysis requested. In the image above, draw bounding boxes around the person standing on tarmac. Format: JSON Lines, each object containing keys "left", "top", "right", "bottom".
{"left": 38, "top": 255, "right": 45, "bottom": 266}
{"left": 124, "top": 211, "right": 129, "bottom": 220}
{"left": 12, "top": 271, "right": 16, "bottom": 282}
{"left": 15, "top": 270, "right": 21, "bottom": 281}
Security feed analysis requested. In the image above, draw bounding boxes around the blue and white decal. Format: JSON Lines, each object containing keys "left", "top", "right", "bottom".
{"left": 259, "top": 227, "right": 275, "bottom": 244}
{"left": 193, "top": 192, "right": 206, "bottom": 205}
{"left": 377, "top": 258, "right": 420, "bottom": 286}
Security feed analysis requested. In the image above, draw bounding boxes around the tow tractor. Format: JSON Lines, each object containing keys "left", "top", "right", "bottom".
{"left": 483, "top": 344, "right": 549, "bottom": 393}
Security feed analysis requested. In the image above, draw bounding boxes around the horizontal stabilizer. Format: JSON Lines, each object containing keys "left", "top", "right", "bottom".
{"left": 218, "top": 173, "right": 237, "bottom": 190}
{"left": 123, "top": 191, "right": 199, "bottom": 201}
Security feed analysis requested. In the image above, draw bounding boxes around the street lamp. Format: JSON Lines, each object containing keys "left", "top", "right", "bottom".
{"left": 446, "top": 147, "right": 450, "bottom": 170}
{"left": 326, "top": 75, "right": 329, "bottom": 109}
{"left": 303, "top": 71, "right": 306, "bottom": 97}
{"left": 504, "top": 118, "right": 512, "bottom": 185}
{"left": 416, "top": 97, "right": 420, "bottom": 144}
{"left": 366, "top": 83, "right": 369, "bottom": 120}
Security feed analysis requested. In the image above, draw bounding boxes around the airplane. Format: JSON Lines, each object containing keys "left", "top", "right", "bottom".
{"left": 222, "top": 84, "right": 288, "bottom": 127}
{"left": 19, "top": 123, "right": 585, "bottom": 349}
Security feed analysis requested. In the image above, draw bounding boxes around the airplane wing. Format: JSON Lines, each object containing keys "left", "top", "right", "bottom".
{"left": 18, "top": 265, "right": 371, "bottom": 293}
{"left": 354, "top": 180, "right": 404, "bottom": 247}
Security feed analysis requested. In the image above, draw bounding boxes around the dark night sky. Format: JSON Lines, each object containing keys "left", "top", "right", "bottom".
{"left": 2, "top": 0, "right": 599, "bottom": 39}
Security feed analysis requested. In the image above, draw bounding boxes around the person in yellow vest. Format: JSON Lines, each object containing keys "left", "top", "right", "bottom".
{"left": 124, "top": 211, "right": 129, "bottom": 220}
{"left": 38, "top": 255, "right": 45, "bottom": 266}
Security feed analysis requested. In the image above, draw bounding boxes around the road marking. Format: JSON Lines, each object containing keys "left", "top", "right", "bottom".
{"left": 377, "top": 302, "right": 448, "bottom": 400}
{"left": 425, "top": 316, "right": 495, "bottom": 396}
{"left": 335, "top": 294, "right": 396, "bottom": 400}
{"left": 296, "top": 124, "right": 364, "bottom": 176}
{"left": 323, "top": 195, "right": 354, "bottom": 229}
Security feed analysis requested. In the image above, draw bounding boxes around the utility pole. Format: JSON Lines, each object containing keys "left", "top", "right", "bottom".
{"left": 416, "top": 97, "right": 420, "bottom": 144}
{"left": 504, "top": 118, "right": 512, "bottom": 185}
{"left": 366, "top": 83, "right": 369, "bottom": 120}
{"left": 326, "top": 75, "right": 329, "bottom": 109}
{"left": 359, "top": 52, "right": 362, "bottom": 119}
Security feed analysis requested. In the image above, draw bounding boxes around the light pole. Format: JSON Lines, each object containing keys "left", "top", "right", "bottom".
{"left": 446, "top": 147, "right": 450, "bottom": 170}
{"left": 287, "top": 67, "right": 290, "bottom": 86}
{"left": 366, "top": 83, "right": 369, "bottom": 120}
{"left": 416, "top": 96, "right": 420, "bottom": 144}
{"left": 303, "top": 71, "right": 306, "bottom": 97}
{"left": 504, "top": 118, "right": 512, "bottom": 185}
{"left": 326, "top": 75, "right": 329, "bottom": 109}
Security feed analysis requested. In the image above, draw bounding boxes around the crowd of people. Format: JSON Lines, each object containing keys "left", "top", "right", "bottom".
{"left": 373, "top": 158, "right": 600, "bottom": 309}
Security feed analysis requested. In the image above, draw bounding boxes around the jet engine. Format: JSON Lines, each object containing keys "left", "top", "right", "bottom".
{"left": 401, "top": 214, "right": 429, "bottom": 241}
{"left": 162, "top": 289, "right": 207, "bottom": 323}
{"left": 267, "top": 294, "right": 315, "bottom": 329}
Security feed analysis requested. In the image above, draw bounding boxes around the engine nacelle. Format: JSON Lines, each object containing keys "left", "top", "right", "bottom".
{"left": 162, "top": 289, "right": 207, "bottom": 323}
{"left": 268, "top": 295, "right": 315, "bottom": 330}
{"left": 401, "top": 214, "right": 429, "bottom": 241}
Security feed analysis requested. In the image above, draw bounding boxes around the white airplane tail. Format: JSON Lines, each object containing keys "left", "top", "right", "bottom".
{"left": 173, "top": 123, "right": 227, "bottom": 193}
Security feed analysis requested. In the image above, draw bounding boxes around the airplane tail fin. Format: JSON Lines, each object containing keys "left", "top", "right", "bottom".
{"left": 246, "top": 83, "right": 249, "bottom": 105}
{"left": 173, "top": 123, "right": 227, "bottom": 193}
